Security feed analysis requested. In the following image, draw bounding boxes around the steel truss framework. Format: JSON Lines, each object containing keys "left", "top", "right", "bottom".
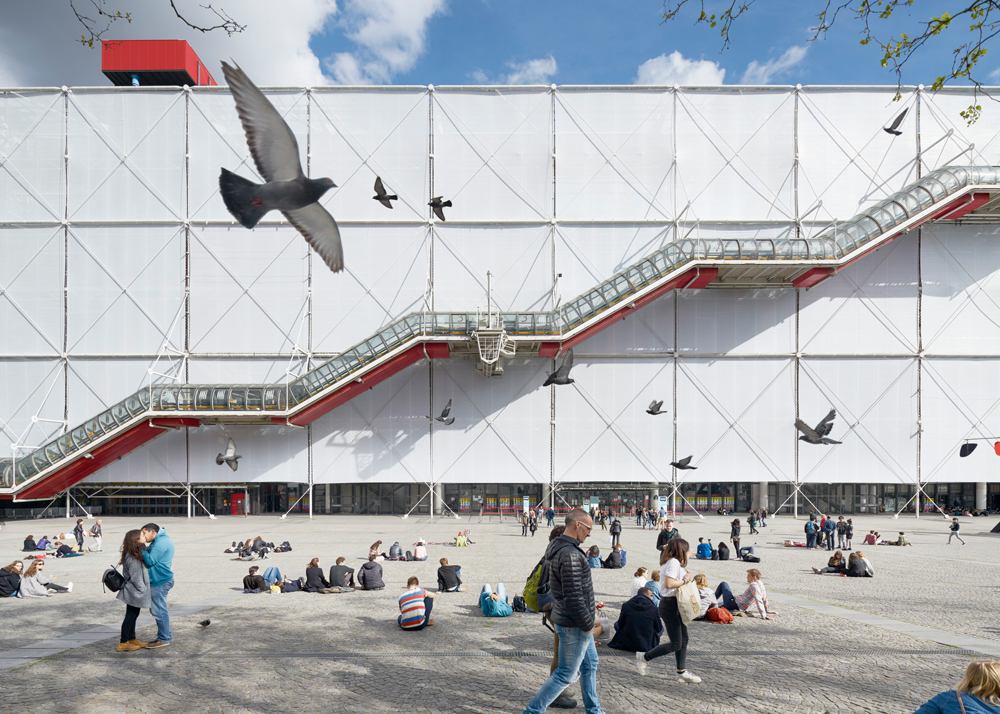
{"left": 2, "top": 84, "right": 1000, "bottom": 514}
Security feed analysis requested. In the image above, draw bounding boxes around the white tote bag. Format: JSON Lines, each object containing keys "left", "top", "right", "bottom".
{"left": 676, "top": 581, "right": 701, "bottom": 625}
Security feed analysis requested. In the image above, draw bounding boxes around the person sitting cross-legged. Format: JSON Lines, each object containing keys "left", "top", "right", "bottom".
{"left": 607, "top": 587, "right": 663, "bottom": 652}
{"left": 714, "top": 569, "right": 776, "bottom": 619}
{"left": 695, "top": 538, "right": 713, "bottom": 560}
{"left": 479, "top": 583, "right": 513, "bottom": 617}
{"left": 398, "top": 576, "right": 435, "bottom": 630}
{"left": 329, "top": 557, "right": 355, "bottom": 588}
{"left": 437, "top": 558, "right": 465, "bottom": 592}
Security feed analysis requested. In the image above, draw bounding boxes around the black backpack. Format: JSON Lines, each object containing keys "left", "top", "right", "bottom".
{"left": 512, "top": 595, "right": 527, "bottom": 613}
{"left": 102, "top": 565, "right": 127, "bottom": 593}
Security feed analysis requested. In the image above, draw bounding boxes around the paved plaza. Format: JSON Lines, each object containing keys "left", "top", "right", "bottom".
{"left": 0, "top": 511, "right": 996, "bottom": 713}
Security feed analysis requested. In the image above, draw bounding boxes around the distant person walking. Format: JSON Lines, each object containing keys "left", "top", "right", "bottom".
{"left": 949, "top": 518, "right": 966, "bottom": 545}
{"left": 610, "top": 518, "right": 622, "bottom": 547}
{"left": 546, "top": 507, "right": 555, "bottom": 527}
{"left": 522, "top": 509, "right": 603, "bottom": 714}
{"left": 89, "top": 520, "right": 103, "bottom": 552}
{"left": 72, "top": 519, "right": 86, "bottom": 553}
{"left": 140, "top": 523, "right": 174, "bottom": 648}
{"left": 117, "top": 529, "right": 151, "bottom": 651}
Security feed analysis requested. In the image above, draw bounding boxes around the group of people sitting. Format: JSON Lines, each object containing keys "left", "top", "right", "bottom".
{"left": 586, "top": 543, "right": 627, "bottom": 569}
{"left": 241, "top": 554, "right": 374, "bottom": 593}
{"left": 811, "top": 550, "right": 875, "bottom": 577}
{"left": 368, "top": 539, "right": 429, "bottom": 561}
{"left": 861, "top": 531, "right": 911, "bottom": 546}
{"left": 694, "top": 537, "right": 756, "bottom": 561}
{"left": 23, "top": 520, "right": 103, "bottom": 556}
{"left": 0, "top": 560, "right": 73, "bottom": 597}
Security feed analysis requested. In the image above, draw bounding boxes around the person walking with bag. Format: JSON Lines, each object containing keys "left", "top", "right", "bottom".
{"left": 89, "top": 520, "right": 103, "bottom": 552}
{"left": 522, "top": 509, "right": 604, "bottom": 714}
{"left": 140, "top": 523, "right": 174, "bottom": 648}
{"left": 949, "top": 518, "right": 966, "bottom": 545}
{"left": 636, "top": 537, "right": 701, "bottom": 683}
{"left": 117, "top": 529, "right": 151, "bottom": 651}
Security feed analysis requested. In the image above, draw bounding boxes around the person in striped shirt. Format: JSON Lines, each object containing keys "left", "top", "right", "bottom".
{"left": 714, "top": 569, "right": 777, "bottom": 620}
{"left": 398, "top": 576, "right": 435, "bottom": 630}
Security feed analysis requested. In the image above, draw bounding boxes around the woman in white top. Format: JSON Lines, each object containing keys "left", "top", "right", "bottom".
{"left": 634, "top": 538, "right": 701, "bottom": 684}
{"left": 630, "top": 567, "right": 649, "bottom": 597}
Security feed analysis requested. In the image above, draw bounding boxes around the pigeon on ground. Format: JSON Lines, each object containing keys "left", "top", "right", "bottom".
{"left": 199, "top": 620, "right": 211, "bottom": 628}
{"left": 795, "top": 409, "right": 842, "bottom": 445}
{"left": 883, "top": 107, "right": 908, "bottom": 136}
{"left": 429, "top": 196, "right": 452, "bottom": 221}
{"left": 543, "top": 350, "right": 575, "bottom": 386}
{"left": 670, "top": 455, "right": 697, "bottom": 470}
{"left": 373, "top": 177, "right": 397, "bottom": 209}
{"left": 646, "top": 400, "right": 666, "bottom": 416}
{"left": 436, "top": 399, "right": 454, "bottom": 425}
{"left": 216, "top": 438, "right": 242, "bottom": 472}
{"left": 218, "top": 61, "right": 343, "bottom": 272}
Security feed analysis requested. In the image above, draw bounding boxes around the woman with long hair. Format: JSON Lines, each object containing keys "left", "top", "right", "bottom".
{"left": 730, "top": 518, "right": 742, "bottom": 557}
{"left": 117, "top": 529, "right": 151, "bottom": 651}
{"left": 303, "top": 557, "right": 331, "bottom": 592}
{"left": 812, "top": 550, "right": 847, "bottom": 575}
{"left": 0, "top": 561, "right": 24, "bottom": 598}
{"left": 17, "top": 560, "right": 71, "bottom": 597}
{"left": 635, "top": 538, "right": 701, "bottom": 684}
{"left": 913, "top": 660, "right": 1000, "bottom": 713}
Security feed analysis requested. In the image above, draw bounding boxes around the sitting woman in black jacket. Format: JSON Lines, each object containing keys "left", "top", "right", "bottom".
{"left": 812, "top": 550, "right": 847, "bottom": 575}
{"left": 0, "top": 561, "right": 23, "bottom": 597}
{"left": 845, "top": 551, "right": 874, "bottom": 578}
{"left": 23, "top": 536, "right": 36, "bottom": 552}
{"left": 303, "top": 558, "right": 331, "bottom": 592}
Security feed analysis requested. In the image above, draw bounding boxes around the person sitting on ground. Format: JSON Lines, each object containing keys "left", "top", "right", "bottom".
{"left": 329, "top": 557, "right": 355, "bottom": 588}
{"left": 644, "top": 569, "right": 662, "bottom": 606}
{"left": 0, "top": 561, "right": 24, "bottom": 597}
{"left": 358, "top": 554, "right": 386, "bottom": 591}
{"left": 693, "top": 573, "right": 715, "bottom": 620}
{"left": 695, "top": 538, "right": 712, "bottom": 560}
{"left": 812, "top": 550, "right": 847, "bottom": 575}
{"left": 398, "top": 576, "right": 434, "bottom": 630}
{"left": 631, "top": 568, "right": 649, "bottom": 597}
{"left": 863, "top": 530, "right": 878, "bottom": 546}
{"left": 714, "top": 569, "right": 776, "bottom": 619}
{"left": 35, "top": 536, "right": 54, "bottom": 551}
{"left": 603, "top": 543, "right": 625, "bottom": 569}
{"left": 716, "top": 541, "right": 730, "bottom": 561}
{"left": 303, "top": 558, "right": 331, "bottom": 592}
{"left": 892, "top": 532, "right": 912, "bottom": 546}
{"left": 479, "top": 583, "right": 513, "bottom": 617}
{"left": 54, "top": 541, "right": 83, "bottom": 558}
{"left": 23, "top": 535, "right": 37, "bottom": 552}
{"left": 912, "top": 660, "right": 1000, "bottom": 714}
{"left": 436, "top": 557, "right": 464, "bottom": 592}
{"left": 587, "top": 545, "right": 602, "bottom": 568}
{"left": 412, "top": 539, "right": 428, "bottom": 561}
{"left": 388, "top": 542, "right": 404, "bottom": 560}
{"left": 17, "top": 560, "right": 71, "bottom": 597}
{"left": 607, "top": 587, "right": 664, "bottom": 652}
{"left": 845, "top": 551, "right": 874, "bottom": 578}
{"left": 455, "top": 532, "right": 468, "bottom": 547}
{"left": 243, "top": 566, "right": 268, "bottom": 592}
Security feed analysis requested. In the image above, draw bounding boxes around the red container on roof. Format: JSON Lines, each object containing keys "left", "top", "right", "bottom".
{"left": 101, "top": 39, "right": 217, "bottom": 86}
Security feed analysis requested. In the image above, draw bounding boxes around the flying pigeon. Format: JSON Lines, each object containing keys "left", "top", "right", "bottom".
{"left": 436, "top": 399, "right": 454, "bottom": 425}
{"left": 218, "top": 61, "right": 343, "bottom": 272}
{"left": 670, "top": 455, "right": 697, "bottom": 470}
{"left": 373, "top": 176, "right": 397, "bottom": 209}
{"left": 199, "top": 620, "right": 211, "bottom": 628}
{"left": 216, "top": 438, "right": 242, "bottom": 472}
{"left": 795, "top": 409, "right": 842, "bottom": 445}
{"left": 646, "top": 400, "right": 666, "bottom": 416}
{"left": 543, "top": 350, "right": 575, "bottom": 386}
{"left": 429, "top": 196, "right": 452, "bottom": 221}
{"left": 883, "top": 107, "right": 908, "bottom": 136}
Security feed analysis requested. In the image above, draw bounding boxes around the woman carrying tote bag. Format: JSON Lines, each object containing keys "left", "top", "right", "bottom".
{"left": 117, "top": 529, "right": 152, "bottom": 652}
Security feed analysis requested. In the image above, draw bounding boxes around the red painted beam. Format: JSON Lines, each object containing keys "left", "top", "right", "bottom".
{"left": 151, "top": 417, "right": 201, "bottom": 429}
{"left": 792, "top": 267, "right": 836, "bottom": 289}
{"left": 288, "top": 343, "right": 450, "bottom": 426}
{"left": 539, "top": 267, "right": 718, "bottom": 357}
{"left": 940, "top": 191, "right": 991, "bottom": 220}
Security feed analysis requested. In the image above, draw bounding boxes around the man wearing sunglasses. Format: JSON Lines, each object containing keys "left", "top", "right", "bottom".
{"left": 523, "top": 509, "right": 604, "bottom": 714}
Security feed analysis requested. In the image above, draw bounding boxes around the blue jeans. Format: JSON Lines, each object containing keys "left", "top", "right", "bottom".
{"left": 524, "top": 624, "right": 603, "bottom": 714}
{"left": 806, "top": 533, "right": 817, "bottom": 548}
{"left": 150, "top": 578, "right": 174, "bottom": 643}
{"left": 546, "top": 516, "right": 554, "bottom": 527}
{"left": 262, "top": 567, "right": 282, "bottom": 586}
{"left": 715, "top": 581, "right": 739, "bottom": 611}
{"left": 739, "top": 546, "right": 755, "bottom": 558}
{"left": 481, "top": 583, "right": 508, "bottom": 602}
{"left": 825, "top": 533, "right": 835, "bottom": 550}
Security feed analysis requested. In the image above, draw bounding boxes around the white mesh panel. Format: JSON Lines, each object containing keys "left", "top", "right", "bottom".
{"left": 0, "top": 226, "right": 64, "bottom": 355}
{"left": 0, "top": 91, "right": 64, "bottom": 222}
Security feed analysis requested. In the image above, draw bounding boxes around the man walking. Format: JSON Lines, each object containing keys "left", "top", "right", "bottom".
{"left": 141, "top": 523, "right": 175, "bottom": 648}
{"left": 546, "top": 507, "right": 555, "bottom": 528}
{"left": 523, "top": 509, "right": 603, "bottom": 714}
{"left": 88, "top": 520, "right": 103, "bottom": 552}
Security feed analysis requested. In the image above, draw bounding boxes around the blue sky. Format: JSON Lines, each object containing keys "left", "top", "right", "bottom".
{"left": 0, "top": 0, "right": 991, "bottom": 88}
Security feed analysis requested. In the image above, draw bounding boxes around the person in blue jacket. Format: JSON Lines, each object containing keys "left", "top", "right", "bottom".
{"left": 587, "top": 545, "right": 602, "bottom": 568}
{"left": 607, "top": 588, "right": 664, "bottom": 653}
{"left": 821, "top": 516, "right": 837, "bottom": 551}
{"left": 912, "top": 661, "right": 1000, "bottom": 713}
{"left": 479, "top": 583, "right": 513, "bottom": 617}
{"left": 141, "top": 523, "right": 175, "bottom": 649}
{"left": 695, "top": 538, "right": 713, "bottom": 560}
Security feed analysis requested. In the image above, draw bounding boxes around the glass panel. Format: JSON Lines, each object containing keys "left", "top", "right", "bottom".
{"left": 229, "top": 387, "right": 246, "bottom": 410}
{"left": 58, "top": 433, "right": 77, "bottom": 456}
{"left": 159, "top": 387, "right": 177, "bottom": 410}
{"left": 195, "top": 388, "right": 212, "bottom": 409}
{"left": 213, "top": 388, "right": 228, "bottom": 409}
{"left": 246, "top": 387, "right": 263, "bottom": 410}
{"left": 98, "top": 411, "right": 117, "bottom": 431}
{"left": 45, "top": 442, "right": 62, "bottom": 462}
{"left": 177, "top": 388, "right": 194, "bottom": 410}
{"left": 125, "top": 393, "right": 144, "bottom": 415}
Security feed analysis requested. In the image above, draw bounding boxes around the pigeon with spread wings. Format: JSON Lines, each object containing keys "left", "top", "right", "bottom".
{"left": 795, "top": 409, "right": 842, "bottom": 445}
{"left": 436, "top": 399, "right": 454, "bottom": 425}
{"left": 373, "top": 176, "right": 397, "bottom": 209}
{"left": 543, "top": 350, "right": 575, "bottom": 386}
{"left": 670, "top": 455, "right": 697, "bottom": 470}
{"left": 218, "top": 61, "right": 344, "bottom": 272}
{"left": 646, "top": 400, "right": 666, "bottom": 416}
{"left": 883, "top": 107, "right": 908, "bottom": 136}
{"left": 216, "top": 438, "right": 242, "bottom": 472}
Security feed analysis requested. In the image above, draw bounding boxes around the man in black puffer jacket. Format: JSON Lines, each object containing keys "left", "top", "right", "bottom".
{"left": 523, "top": 509, "right": 603, "bottom": 714}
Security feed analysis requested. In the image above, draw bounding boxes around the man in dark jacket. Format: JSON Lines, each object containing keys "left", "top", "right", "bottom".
{"left": 523, "top": 509, "right": 602, "bottom": 714}
{"left": 655, "top": 519, "right": 679, "bottom": 552}
{"left": 821, "top": 517, "right": 837, "bottom": 551}
{"left": 329, "top": 557, "right": 355, "bottom": 588}
{"left": 608, "top": 588, "right": 663, "bottom": 652}
{"left": 609, "top": 518, "right": 622, "bottom": 547}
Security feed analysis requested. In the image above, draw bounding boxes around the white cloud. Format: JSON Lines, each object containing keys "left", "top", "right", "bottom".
{"left": 741, "top": 45, "right": 808, "bottom": 85}
{"left": 989, "top": 67, "right": 1000, "bottom": 83}
{"left": 326, "top": 0, "right": 446, "bottom": 84}
{"left": 634, "top": 51, "right": 725, "bottom": 86}
{"left": 469, "top": 55, "right": 558, "bottom": 85}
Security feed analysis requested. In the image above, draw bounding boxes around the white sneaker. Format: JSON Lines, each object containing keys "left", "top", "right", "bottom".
{"left": 678, "top": 671, "right": 701, "bottom": 684}
{"left": 66, "top": 582, "right": 73, "bottom": 592}
{"left": 635, "top": 651, "right": 648, "bottom": 676}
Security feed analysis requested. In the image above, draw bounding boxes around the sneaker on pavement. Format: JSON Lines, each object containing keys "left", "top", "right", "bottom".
{"left": 549, "top": 693, "right": 578, "bottom": 709}
{"left": 811, "top": 567, "right": 821, "bottom": 574}
{"left": 66, "top": 582, "right": 73, "bottom": 592}
{"left": 145, "top": 640, "right": 170, "bottom": 649}
{"left": 678, "top": 670, "right": 702, "bottom": 684}
{"left": 635, "top": 651, "right": 647, "bottom": 676}
{"left": 117, "top": 642, "right": 142, "bottom": 652}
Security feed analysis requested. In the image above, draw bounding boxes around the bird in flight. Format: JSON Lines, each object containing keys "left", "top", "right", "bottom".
{"left": 218, "top": 61, "right": 343, "bottom": 272}
{"left": 543, "top": 350, "right": 575, "bottom": 386}
{"left": 670, "top": 455, "right": 697, "bottom": 470}
{"left": 436, "top": 399, "right": 454, "bottom": 425}
{"left": 373, "top": 176, "right": 397, "bottom": 209}
{"left": 429, "top": 196, "right": 452, "bottom": 221}
{"left": 795, "top": 409, "right": 842, "bottom": 445}
{"left": 883, "top": 107, "right": 908, "bottom": 136}
{"left": 216, "top": 438, "right": 242, "bottom": 472}
{"left": 646, "top": 400, "right": 666, "bottom": 416}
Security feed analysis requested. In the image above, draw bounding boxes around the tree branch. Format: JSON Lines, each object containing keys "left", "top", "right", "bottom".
{"left": 70, "top": 0, "right": 245, "bottom": 48}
